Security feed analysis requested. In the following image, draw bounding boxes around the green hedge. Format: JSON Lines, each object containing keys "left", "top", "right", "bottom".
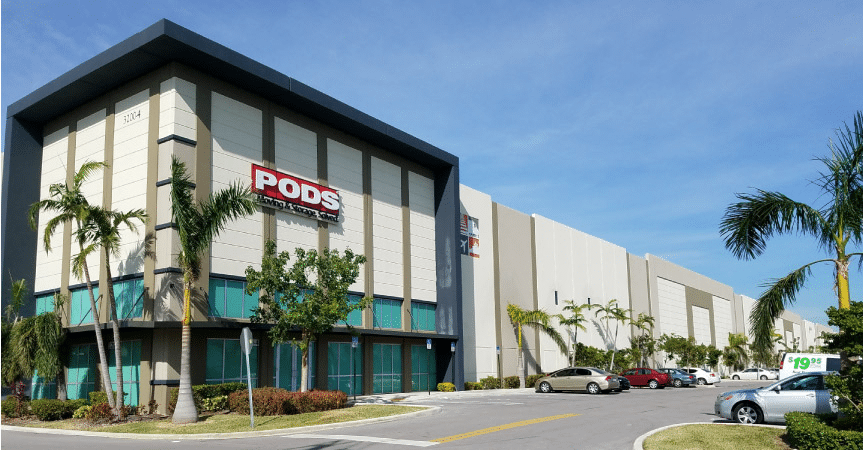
{"left": 168, "top": 382, "right": 248, "bottom": 413}
{"left": 503, "top": 376, "right": 521, "bottom": 389}
{"left": 479, "top": 376, "right": 500, "bottom": 390}
{"left": 525, "top": 374, "right": 545, "bottom": 388}
{"left": 227, "top": 388, "right": 347, "bottom": 415}
{"left": 786, "top": 412, "right": 863, "bottom": 450}
{"left": 464, "top": 381, "right": 483, "bottom": 390}
{"left": 29, "top": 399, "right": 88, "bottom": 421}
{"left": 1, "top": 398, "right": 27, "bottom": 418}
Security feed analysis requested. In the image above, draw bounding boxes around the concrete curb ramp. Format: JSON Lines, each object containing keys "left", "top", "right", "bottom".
{"left": 632, "top": 422, "right": 787, "bottom": 450}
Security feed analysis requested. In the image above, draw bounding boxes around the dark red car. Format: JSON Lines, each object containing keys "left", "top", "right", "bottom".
{"left": 619, "top": 368, "right": 670, "bottom": 389}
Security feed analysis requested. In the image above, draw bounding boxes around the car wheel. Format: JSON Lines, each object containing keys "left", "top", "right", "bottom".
{"left": 732, "top": 375, "right": 740, "bottom": 380}
{"left": 760, "top": 375, "right": 767, "bottom": 380}
{"left": 587, "top": 382, "right": 600, "bottom": 395}
{"left": 648, "top": 379, "right": 659, "bottom": 389}
{"left": 697, "top": 378, "right": 707, "bottom": 385}
{"left": 673, "top": 379, "right": 683, "bottom": 388}
{"left": 733, "top": 403, "right": 763, "bottom": 424}
{"left": 539, "top": 381, "right": 553, "bottom": 393}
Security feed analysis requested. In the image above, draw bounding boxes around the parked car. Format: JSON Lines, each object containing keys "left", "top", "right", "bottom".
{"left": 615, "top": 375, "right": 630, "bottom": 391}
{"left": 619, "top": 368, "right": 670, "bottom": 389}
{"left": 730, "top": 368, "right": 778, "bottom": 380}
{"left": 657, "top": 367, "right": 696, "bottom": 387}
{"left": 535, "top": 367, "right": 620, "bottom": 394}
{"left": 715, "top": 371, "right": 837, "bottom": 424}
{"left": 681, "top": 367, "right": 721, "bottom": 385}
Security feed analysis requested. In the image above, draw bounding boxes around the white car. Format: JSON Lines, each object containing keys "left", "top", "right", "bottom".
{"left": 730, "top": 368, "right": 778, "bottom": 380}
{"left": 681, "top": 367, "right": 721, "bottom": 385}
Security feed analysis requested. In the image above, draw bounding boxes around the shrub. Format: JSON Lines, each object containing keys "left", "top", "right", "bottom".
{"left": 65, "top": 398, "right": 88, "bottom": 412}
{"left": 72, "top": 405, "right": 91, "bottom": 419}
{"left": 1, "top": 398, "right": 27, "bottom": 418}
{"left": 503, "top": 376, "right": 521, "bottom": 389}
{"left": 464, "top": 381, "right": 482, "bottom": 391}
{"left": 228, "top": 388, "right": 347, "bottom": 416}
{"left": 88, "top": 390, "right": 118, "bottom": 406}
{"left": 479, "top": 376, "right": 500, "bottom": 390}
{"left": 291, "top": 390, "right": 347, "bottom": 413}
{"left": 201, "top": 395, "right": 229, "bottom": 412}
{"left": 437, "top": 382, "right": 456, "bottom": 392}
{"left": 30, "top": 399, "right": 69, "bottom": 421}
{"left": 525, "top": 374, "right": 544, "bottom": 388}
{"left": 169, "top": 382, "right": 249, "bottom": 413}
{"left": 86, "top": 402, "right": 115, "bottom": 422}
{"left": 785, "top": 412, "right": 863, "bottom": 450}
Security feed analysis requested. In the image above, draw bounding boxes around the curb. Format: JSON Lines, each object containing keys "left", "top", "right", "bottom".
{"left": 632, "top": 421, "right": 786, "bottom": 450}
{"left": 0, "top": 404, "right": 439, "bottom": 440}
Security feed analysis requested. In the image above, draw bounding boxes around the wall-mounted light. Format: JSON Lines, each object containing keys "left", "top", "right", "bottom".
{"left": 554, "top": 291, "right": 558, "bottom": 305}
{"left": 587, "top": 297, "right": 591, "bottom": 305}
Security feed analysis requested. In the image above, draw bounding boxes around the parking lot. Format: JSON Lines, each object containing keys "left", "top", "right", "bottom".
{"left": 2, "top": 380, "right": 767, "bottom": 450}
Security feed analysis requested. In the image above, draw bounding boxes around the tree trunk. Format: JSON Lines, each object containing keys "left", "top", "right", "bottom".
{"left": 172, "top": 274, "right": 198, "bottom": 424}
{"left": 80, "top": 250, "right": 115, "bottom": 410}
{"left": 836, "top": 258, "right": 851, "bottom": 310}
{"left": 105, "top": 265, "right": 124, "bottom": 419}
{"left": 300, "top": 332, "right": 309, "bottom": 393}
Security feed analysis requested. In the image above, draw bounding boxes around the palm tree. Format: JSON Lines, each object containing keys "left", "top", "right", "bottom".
{"left": 507, "top": 303, "right": 567, "bottom": 386}
{"left": 78, "top": 206, "right": 147, "bottom": 417}
{"left": 170, "top": 156, "right": 256, "bottom": 424}
{"left": 631, "top": 312, "right": 656, "bottom": 367}
{"left": 591, "top": 299, "right": 631, "bottom": 371}
{"left": 556, "top": 300, "right": 589, "bottom": 364}
{"left": 720, "top": 111, "right": 863, "bottom": 351}
{"left": 28, "top": 161, "right": 115, "bottom": 411}
{"left": 723, "top": 332, "right": 749, "bottom": 371}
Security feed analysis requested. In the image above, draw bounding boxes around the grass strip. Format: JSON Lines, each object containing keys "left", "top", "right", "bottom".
{"left": 18, "top": 405, "right": 426, "bottom": 434}
{"left": 643, "top": 424, "right": 791, "bottom": 450}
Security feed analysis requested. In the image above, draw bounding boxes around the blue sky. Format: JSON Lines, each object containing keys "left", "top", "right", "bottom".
{"left": 3, "top": 1, "right": 862, "bottom": 327}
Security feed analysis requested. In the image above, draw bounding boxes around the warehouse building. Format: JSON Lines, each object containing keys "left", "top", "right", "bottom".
{"left": 2, "top": 20, "right": 832, "bottom": 412}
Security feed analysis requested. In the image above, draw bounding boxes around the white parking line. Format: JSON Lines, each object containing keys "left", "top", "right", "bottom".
{"left": 287, "top": 434, "right": 438, "bottom": 447}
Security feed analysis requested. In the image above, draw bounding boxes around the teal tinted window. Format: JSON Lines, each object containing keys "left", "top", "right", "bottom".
{"left": 338, "top": 294, "right": 363, "bottom": 327}
{"left": 107, "top": 340, "right": 141, "bottom": 406}
{"left": 274, "top": 342, "right": 315, "bottom": 391}
{"left": 411, "top": 345, "right": 437, "bottom": 391}
{"left": 209, "top": 278, "right": 259, "bottom": 319}
{"left": 31, "top": 370, "right": 57, "bottom": 400}
{"left": 206, "top": 338, "right": 258, "bottom": 386}
{"left": 373, "top": 298, "right": 402, "bottom": 329}
{"left": 373, "top": 343, "right": 402, "bottom": 394}
{"left": 66, "top": 344, "right": 97, "bottom": 400}
{"left": 114, "top": 278, "right": 144, "bottom": 319}
{"left": 70, "top": 287, "right": 98, "bottom": 326}
{"left": 35, "top": 294, "right": 54, "bottom": 315}
{"left": 411, "top": 302, "right": 436, "bottom": 331}
{"left": 327, "top": 342, "right": 362, "bottom": 395}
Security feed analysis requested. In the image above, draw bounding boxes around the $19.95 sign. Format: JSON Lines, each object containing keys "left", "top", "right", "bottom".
{"left": 252, "top": 164, "right": 340, "bottom": 223}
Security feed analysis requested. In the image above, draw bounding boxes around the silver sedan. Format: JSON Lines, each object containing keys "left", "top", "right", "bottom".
{"left": 714, "top": 371, "right": 836, "bottom": 424}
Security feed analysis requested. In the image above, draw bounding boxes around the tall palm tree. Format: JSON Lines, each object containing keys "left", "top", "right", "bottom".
{"left": 506, "top": 303, "right": 567, "bottom": 385}
{"left": 720, "top": 111, "right": 863, "bottom": 351}
{"left": 591, "top": 299, "right": 631, "bottom": 371}
{"left": 556, "top": 300, "right": 589, "bottom": 365}
{"left": 78, "top": 206, "right": 147, "bottom": 417}
{"left": 631, "top": 312, "right": 656, "bottom": 367}
{"left": 28, "top": 161, "right": 115, "bottom": 411}
{"left": 170, "top": 156, "right": 256, "bottom": 424}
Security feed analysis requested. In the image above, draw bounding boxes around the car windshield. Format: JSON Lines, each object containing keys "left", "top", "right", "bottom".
{"left": 589, "top": 368, "right": 612, "bottom": 375}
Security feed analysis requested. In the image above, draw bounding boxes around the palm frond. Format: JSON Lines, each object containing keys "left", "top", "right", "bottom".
{"left": 73, "top": 161, "right": 107, "bottom": 186}
{"left": 720, "top": 190, "right": 825, "bottom": 260}
{"left": 750, "top": 261, "right": 827, "bottom": 349}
